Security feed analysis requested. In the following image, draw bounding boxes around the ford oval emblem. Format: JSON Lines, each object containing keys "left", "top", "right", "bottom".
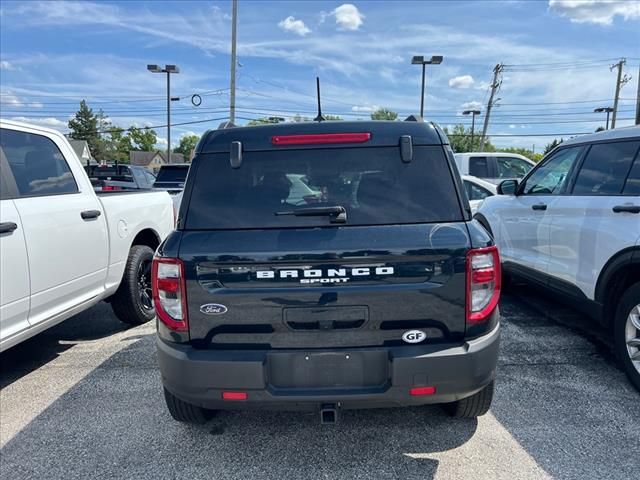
{"left": 200, "top": 303, "right": 228, "bottom": 315}
{"left": 402, "top": 330, "right": 427, "bottom": 344}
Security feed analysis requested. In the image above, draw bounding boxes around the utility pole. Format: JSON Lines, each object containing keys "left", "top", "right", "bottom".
{"left": 479, "top": 63, "right": 503, "bottom": 152}
{"left": 610, "top": 58, "right": 630, "bottom": 129}
{"left": 635, "top": 63, "right": 640, "bottom": 125}
{"left": 463, "top": 109, "right": 481, "bottom": 148}
{"left": 229, "top": 0, "right": 238, "bottom": 124}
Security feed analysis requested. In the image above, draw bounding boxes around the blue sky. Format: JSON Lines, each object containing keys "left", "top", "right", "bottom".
{"left": 0, "top": 0, "right": 638, "bottom": 150}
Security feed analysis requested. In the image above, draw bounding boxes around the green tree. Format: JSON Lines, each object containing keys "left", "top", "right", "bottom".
{"left": 291, "top": 114, "right": 311, "bottom": 123}
{"left": 246, "top": 117, "right": 282, "bottom": 126}
{"left": 443, "top": 124, "right": 495, "bottom": 153}
{"left": 104, "top": 126, "right": 132, "bottom": 163}
{"left": 543, "top": 138, "right": 563, "bottom": 155}
{"left": 324, "top": 114, "right": 343, "bottom": 121}
{"left": 497, "top": 147, "right": 543, "bottom": 163}
{"left": 173, "top": 134, "right": 199, "bottom": 159}
{"left": 68, "top": 100, "right": 100, "bottom": 157}
{"left": 370, "top": 108, "right": 398, "bottom": 121}
{"left": 128, "top": 127, "right": 158, "bottom": 151}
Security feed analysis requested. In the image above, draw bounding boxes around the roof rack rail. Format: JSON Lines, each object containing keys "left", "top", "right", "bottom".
{"left": 218, "top": 121, "right": 236, "bottom": 129}
{"left": 404, "top": 115, "right": 423, "bottom": 122}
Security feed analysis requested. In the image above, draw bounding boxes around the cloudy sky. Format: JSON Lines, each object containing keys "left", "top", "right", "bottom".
{"left": 0, "top": 0, "right": 638, "bottom": 149}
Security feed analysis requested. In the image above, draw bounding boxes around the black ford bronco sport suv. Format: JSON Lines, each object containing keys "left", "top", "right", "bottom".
{"left": 154, "top": 119, "right": 501, "bottom": 424}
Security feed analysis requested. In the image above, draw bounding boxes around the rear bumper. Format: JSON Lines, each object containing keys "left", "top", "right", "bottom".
{"left": 157, "top": 325, "right": 499, "bottom": 410}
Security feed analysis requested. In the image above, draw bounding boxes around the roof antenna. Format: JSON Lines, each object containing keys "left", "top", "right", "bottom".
{"left": 314, "top": 76, "right": 325, "bottom": 122}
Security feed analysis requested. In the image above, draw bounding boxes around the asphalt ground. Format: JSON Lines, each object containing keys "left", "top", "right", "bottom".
{"left": 1, "top": 284, "right": 639, "bottom": 480}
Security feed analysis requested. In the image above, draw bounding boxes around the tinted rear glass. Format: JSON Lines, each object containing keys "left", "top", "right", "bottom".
{"left": 469, "top": 157, "right": 490, "bottom": 177}
{"left": 155, "top": 166, "right": 189, "bottom": 183}
{"left": 184, "top": 146, "right": 462, "bottom": 230}
{"left": 572, "top": 140, "right": 639, "bottom": 195}
{"left": 86, "top": 165, "right": 133, "bottom": 182}
{"left": 623, "top": 156, "right": 640, "bottom": 195}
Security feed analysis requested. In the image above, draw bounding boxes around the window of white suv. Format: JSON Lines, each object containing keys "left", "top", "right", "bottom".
{"left": 572, "top": 141, "right": 640, "bottom": 196}
{"left": 469, "top": 156, "right": 490, "bottom": 177}
{"left": 623, "top": 156, "right": 640, "bottom": 195}
{"left": 521, "top": 146, "right": 583, "bottom": 195}
{"left": 463, "top": 180, "right": 493, "bottom": 200}
{"left": 496, "top": 156, "right": 532, "bottom": 178}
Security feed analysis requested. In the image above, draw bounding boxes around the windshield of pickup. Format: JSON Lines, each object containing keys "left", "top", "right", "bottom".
{"left": 155, "top": 166, "right": 189, "bottom": 183}
{"left": 184, "top": 146, "right": 463, "bottom": 230}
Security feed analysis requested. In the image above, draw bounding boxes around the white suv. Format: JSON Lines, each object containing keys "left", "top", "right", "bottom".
{"left": 475, "top": 126, "right": 640, "bottom": 390}
{"left": 454, "top": 152, "right": 535, "bottom": 179}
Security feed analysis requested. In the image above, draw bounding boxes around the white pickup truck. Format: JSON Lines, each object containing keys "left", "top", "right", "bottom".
{"left": 0, "top": 120, "right": 174, "bottom": 351}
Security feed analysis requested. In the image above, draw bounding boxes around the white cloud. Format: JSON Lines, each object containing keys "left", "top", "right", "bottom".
{"left": 332, "top": 4, "right": 364, "bottom": 31}
{"left": 28, "top": 102, "right": 44, "bottom": 108}
{"left": 379, "top": 67, "right": 398, "bottom": 83}
{"left": 278, "top": 16, "right": 311, "bottom": 36}
{"left": 460, "top": 101, "right": 483, "bottom": 111}
{"left": 9, "top": 116, "right": 66, "bottom": 128}
{"left": 351, "top": 104, "right": 378, "bottom": 113}
{"left": 156, "top": 137, "right": 168, "bottom": 146}
{"left": 0, "top": 60, "right": 15, "bottom": 70}
{"left": 0, "top": 93, "right": 23, "bottom": 106}
{"left": 448, "top": 75, "right": 475, "bottom": 89}
{"left": 548, "top": 0, "right": 640, "bottom": 25}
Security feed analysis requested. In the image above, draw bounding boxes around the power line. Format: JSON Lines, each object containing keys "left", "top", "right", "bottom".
{"left": 503, "top": 58, "right": 622, "bottom": 67}
{"left": 0, "top": 88, "right": 229, "bottom": 105}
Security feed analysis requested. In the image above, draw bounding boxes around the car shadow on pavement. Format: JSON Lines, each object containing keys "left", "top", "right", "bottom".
{"left": 0, "top": 303, "right": 131, "bottom": 390}
{"left": 0, "top": 330, "right": 477, "bottom": 480}
{"left": 490, "top": 290, "right": 640, "bottom": 479}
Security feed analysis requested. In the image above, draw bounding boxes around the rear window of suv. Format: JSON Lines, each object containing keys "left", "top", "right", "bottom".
{"left": 184, "top": 146, "right": 463, "bottom": 230}
{"left": 155, "top": 166, "right": 189, "bottom": 183}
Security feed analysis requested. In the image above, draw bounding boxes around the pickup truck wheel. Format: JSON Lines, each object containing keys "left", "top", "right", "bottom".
{"left": 164, "top": 388, "right": 214, "bottom": 424}
{"left": 614, "top": 282, "right": 640, "bottom": 391}
{"left": 443, "top": 381, "right": 494, "bottom": 418}
{"left": 111, "top": 245, "right": 156, "bottom": 325}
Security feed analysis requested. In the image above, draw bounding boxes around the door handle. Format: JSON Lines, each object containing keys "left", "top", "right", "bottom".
{"left": 531, "top": 204, "right": 547, "bottom": 211}
{"left": 80, "top": 210, "right": 102, "bottom": 220}
{"left": 0, "top": 222, "right": 18, "bottom": 234}
{"left": 613, "top": 205, "right": 640, "bottom": 214}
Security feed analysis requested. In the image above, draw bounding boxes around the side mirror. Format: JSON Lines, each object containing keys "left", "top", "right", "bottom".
{"left": 498, "top": 179, "right": 518, "bottom": 195}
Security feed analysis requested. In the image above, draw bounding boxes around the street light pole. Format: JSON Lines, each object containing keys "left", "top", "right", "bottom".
{"left": 594, "top": 107, "right": 614, "bottom": 130}
{"left": 420, "top": 63, "right": 426, "bottom": 118}
{"left": 463, "top": 109, "right": 481, "bottom": 148}
{"left": 166, "top": 71, "right": 171, "bottom": 164}
{"left": 148, "top": 64, "right": 180, "bottom": 164}
{"left": 411, "top": 55, "right": 443, "bottom": 118}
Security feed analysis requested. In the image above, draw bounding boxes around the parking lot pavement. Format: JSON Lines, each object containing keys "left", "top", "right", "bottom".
{"left": 1, "top": 289, "right": 639, "bottom": 480}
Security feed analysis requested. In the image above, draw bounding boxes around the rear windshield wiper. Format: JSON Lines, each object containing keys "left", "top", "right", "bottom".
{"left": 275, "top": 206, "right": 347, "bottom": 223}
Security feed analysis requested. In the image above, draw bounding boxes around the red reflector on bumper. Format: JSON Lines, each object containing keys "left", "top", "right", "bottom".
{"left": 410, "top": 386, "right": 436, "bottom": 396}
{"left": 222, "top": 391, "right": 247, "bottom": 401}
{"left": 271, "top": 132, "right": 371, "bottom": 145}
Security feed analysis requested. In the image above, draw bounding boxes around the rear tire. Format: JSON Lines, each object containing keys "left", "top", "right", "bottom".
{"left": 111, "top": 245, "right": 156, "bottom": 325}
{"left": 444, "top": 381, "right": 494, "bottom": 418}
{"left": 613, "top": 282, "right": 640, "bottom": 392}
{"left": 164, "top": 388, "right": 214, "bottom": 424}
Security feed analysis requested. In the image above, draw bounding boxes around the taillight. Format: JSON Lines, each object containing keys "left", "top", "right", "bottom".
{"left": 152, "top": 257, "right": 188, "bottom": 331}
{"left": 102, "top": 185, "right": 122, "bottom": 191}
{"left": 466, "top": 246, "right": 501, "bottom": 324}
{"left": 271, "top": 133, "right": 371, "bottom": 145}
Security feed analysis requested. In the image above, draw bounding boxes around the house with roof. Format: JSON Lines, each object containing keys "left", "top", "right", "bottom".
{"left": 68, "top": 140, "right": 96, "bottom": 165}
{"left": 129, "top": 151, "right": 185, "bottom": 174}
